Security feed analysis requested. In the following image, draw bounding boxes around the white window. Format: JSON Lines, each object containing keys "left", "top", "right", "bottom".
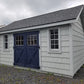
{"left": 50, "top": 29, "right": 60, "bottom": 50}
{"left": 4, "top": 35, "right": 8, "bottom": 49}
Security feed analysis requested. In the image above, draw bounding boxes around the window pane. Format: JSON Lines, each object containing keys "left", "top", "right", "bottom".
{"left": 51, "top": 45, "right": 54, "bottom": 49}
{"left": 55, "top": 40, "right": 58, "bottom": 44}
{"left": 16, "top": 36, "right": 18, "bottom": 40}
{"left": 51, "top": 40, "right": 54, "bottom": 44}
{"left": 19, "top": 36, "right": 20, "bottom": 40}
{"left": 22, "top": 36, "right": 23, "bottom": 40}
{"left": 31, "top": 35, "right": 33, "bottom": 41}
{"left": 21, "top": 41, "right": 23, "bottom": 45}
{"left": 5, "top": 38, "right": 8, "bottom": 42}
{"left": 55, "top": 29, "right": 58, "bottom": 34}
{"left": 55, "top": 45, "right": 58, "bottom": 49}
{"left": 34, "top": 35, "right": 37, "bottom": 40}
{"left": 19, "top": 41, "right": 20, "bottom": 45}
{"left": 16, "top": 41, "right": 18, "bottom": 45}
{"left": 51, "top": 35, "right": 54, "bottom": 39}
{"left": 5, "top": 35, "right": 8, "bottom": 39}
{"left": 20, "top": 40, "right": 21, "bottom": 45}
{"left": 33, "top": 35, "right": 37, "bottom": 45}
{"left": 50, "top": 30, "right": 54, "bottom": 34}
{"left": 31, "top": 40, "right": 33, "bottom": 45}
{"left": 20, "top": 36, "right": 22, "bottom": 40}
{"left": 5, "top": 43, "right": 8, "bottom": 49}
{"left": 27, "top": 35, "right": 31, "bottom": 45}
{"left": 28, "top": 41, "right": 30, "bottom": 45}
{"left": 34, "top": 40, "right": 37, "bottom": 45}
{"left": 55, "top": 35, "right": 58, "bottom": 39}
{"left": 27, "top": 36, "right": 30, "bottom": 40}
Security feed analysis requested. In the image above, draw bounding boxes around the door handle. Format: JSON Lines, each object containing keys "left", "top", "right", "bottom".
{"left": 38, "top": 46, "right": 40, "bottom": 49}
{"left": 36, "top": 46, "right": 40, "bottom": 49}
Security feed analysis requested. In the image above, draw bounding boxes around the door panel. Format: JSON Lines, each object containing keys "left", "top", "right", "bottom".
{"left": 14, "top": 31, "right": 39, "bottom": 69}
{"left": 14, "top": 47, "right": 26, "bottom": 66}
{"left": 14, "top": 33, "right": 26, "bottom": 67}
{"left": 26, "top": 31, "right": 39, "bottom": 68}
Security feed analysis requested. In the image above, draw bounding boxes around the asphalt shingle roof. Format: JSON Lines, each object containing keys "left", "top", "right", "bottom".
{"left": 0, "top": 5, "right": 83, "bottom": 32}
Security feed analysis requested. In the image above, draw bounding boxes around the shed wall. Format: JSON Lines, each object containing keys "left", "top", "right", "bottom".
{"left": 0, "top": 34, "right": 14, "bottom": 65}
{"left": 71, "top": 18, "right": 84, "bottom": 74}
{"left": 39, "top": 25, "right": 72, "bottom": 76}
{"left": 0, "top": 25, "right": 72, "bottom": 76}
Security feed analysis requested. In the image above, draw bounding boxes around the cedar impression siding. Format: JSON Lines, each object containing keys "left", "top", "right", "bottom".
{"left": 0, "top": 34, "right": 14, "bottom": 65}
{"left": 39, "top": 25, "right": 72, "bottom": 76}
{"left": 71, "top": 18, "right": 84, "bottom": 74}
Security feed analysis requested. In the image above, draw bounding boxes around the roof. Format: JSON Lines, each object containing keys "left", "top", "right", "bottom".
{"left": 0, "top": 5, "right": 83, "bottom": 33}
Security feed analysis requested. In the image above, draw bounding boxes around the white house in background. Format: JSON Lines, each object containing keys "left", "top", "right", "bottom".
{"left": 0, "top": 25, "right": 5, "bottom": 28}
{"left": 0, "top": 5, "right": 84, "bottom": 77}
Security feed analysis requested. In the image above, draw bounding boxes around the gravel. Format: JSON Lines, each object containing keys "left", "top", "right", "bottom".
{"left": 0, "top": 64, "right": 84, "bottom": 84}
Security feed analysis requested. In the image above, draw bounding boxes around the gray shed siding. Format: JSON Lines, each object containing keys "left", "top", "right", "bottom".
{"left": 71, "top": 18, "right": 84, "bottom": 74}
{"left": 39, "top": 25, "right": 72, "bottom": 76}
{"left": 0, "top": 34, "right": 14, "bottom": 65}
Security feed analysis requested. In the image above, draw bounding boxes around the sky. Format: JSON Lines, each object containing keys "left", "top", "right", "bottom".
{"left": 0, "top": 0, "right": 84, "bottom": 25}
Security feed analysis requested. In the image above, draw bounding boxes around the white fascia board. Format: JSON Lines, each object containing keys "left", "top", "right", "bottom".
{"left": 0, "top": 19, "right": 77, "bottom": 34}
{"left": 76, "top": 6, "right": 83, "bottom": 21}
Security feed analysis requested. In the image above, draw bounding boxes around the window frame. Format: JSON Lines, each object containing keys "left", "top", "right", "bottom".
{"left": 15, "top": 35, "right": 24, "bottom": 46}
{"left": 27, "top": 34, "right": 37, "bottom": 46}
{"left": 48, "top": 27, "right": 61, "bottom": 53}
{"left": 4, "top": 35, "right": 9, "bottom": 49}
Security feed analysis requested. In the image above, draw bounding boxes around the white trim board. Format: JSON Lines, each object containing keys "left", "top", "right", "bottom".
{"left": 76, "top": 6, "right": 84, "bottom": 21}
{"left": 0, "top": 19, "right": 77, "bottom": 34}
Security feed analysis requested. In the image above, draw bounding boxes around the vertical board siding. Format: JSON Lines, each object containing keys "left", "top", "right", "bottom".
{"left": 72, "top": 18, "right": 84, "bottom": 74}
{"left": 0, "top": 34, "right": 14, "bottom": 65}
{"left": 39, "top": 25, "right": 71, "bottom": 76}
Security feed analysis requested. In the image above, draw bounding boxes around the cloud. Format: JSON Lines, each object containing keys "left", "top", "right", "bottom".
{"left": 66, "top": 0, "right": 84, "bottom": 7}
{"left": 0, "top": 0, "right": 83, "bottom": 25}
{"left": 25, "top": 0, "right": 68, "bottom": 14}
{"left": 0, "top": 0, "right": 34, "bottom": 25}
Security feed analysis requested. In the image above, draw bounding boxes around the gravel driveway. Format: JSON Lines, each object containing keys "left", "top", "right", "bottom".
{"left": 0, "top": 64, "right": 84, "bottom": 84}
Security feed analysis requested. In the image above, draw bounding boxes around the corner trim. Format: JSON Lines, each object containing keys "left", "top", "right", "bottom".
{"left": 69, "top": 25, "right": 74, "bottom": 76}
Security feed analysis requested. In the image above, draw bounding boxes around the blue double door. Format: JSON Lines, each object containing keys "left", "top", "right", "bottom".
{"left": 14, "top": 31, "right": 40, "bottom": 69}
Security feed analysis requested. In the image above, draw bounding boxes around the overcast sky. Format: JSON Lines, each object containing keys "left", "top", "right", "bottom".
{"left": 0, "top": 0, "right": 84, "bottom": 25}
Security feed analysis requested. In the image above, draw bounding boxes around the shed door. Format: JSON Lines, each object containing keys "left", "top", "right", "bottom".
{"left": 26, "top": 31, "right": 39, "bottom": 68}
{"left": 14, "top": 31, "right": 39, "bottom": 69}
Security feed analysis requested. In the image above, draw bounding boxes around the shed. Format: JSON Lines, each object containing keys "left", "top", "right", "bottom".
{"left": 0, "top": 5, "right": 84, "bottom": 77}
